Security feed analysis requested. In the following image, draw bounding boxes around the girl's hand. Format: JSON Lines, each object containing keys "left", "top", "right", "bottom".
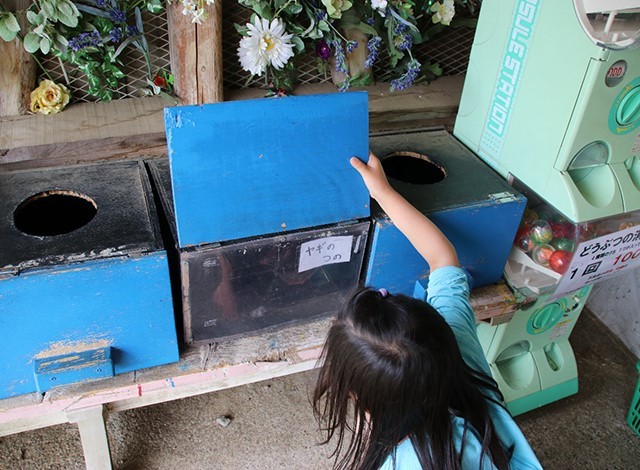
{"left": 350, "top": 152, "right": 393, "bottom": 202}
{"left": 351, "top": 151, "right": 459, "bottom": 269}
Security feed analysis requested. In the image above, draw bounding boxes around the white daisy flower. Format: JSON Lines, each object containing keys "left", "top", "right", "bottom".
{"left": 237, "top": 17, "right": 295, "bottom": 76}
{"left": 431, "top": 0, "right": 455, "bottom": 26}
{"left": 191, "top": 8, "right": 206, "bottom": 24}
{"left": 181, "top": 0, "right": 195, "bottom": 16}
{"left": 371, "top": 0, "right": 387, "bottom": 17}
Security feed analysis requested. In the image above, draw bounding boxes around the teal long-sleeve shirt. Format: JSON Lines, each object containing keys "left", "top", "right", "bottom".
{"left": 380, "top": 266, "right": 543, "bottom": 470}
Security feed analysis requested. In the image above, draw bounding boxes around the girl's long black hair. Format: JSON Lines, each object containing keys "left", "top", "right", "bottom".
{"left": 312, "top": 288, "right": 511, "bottom": 470}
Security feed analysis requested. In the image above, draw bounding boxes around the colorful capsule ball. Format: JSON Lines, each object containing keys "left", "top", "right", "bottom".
{"left": 530, "top": 220, "right": 553, "bottom": 245}
{"left": 517, "top": 234, "right": 535, "bottom": 252}
{"left": 551, "top": 238, "right": 575, "bottom": 253}
{"left": 549, "top": 250, "right": 572, "bottom": 274}
{"left": 532, "top": 244, "right": 555, "bottom": 267}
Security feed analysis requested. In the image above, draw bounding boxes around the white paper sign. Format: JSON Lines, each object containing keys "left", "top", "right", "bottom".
{"left": 551, "top": 225, "right": 640, "bottom": 299}
{"left": 298, "top": 236, "right": 353, "bottom": 273}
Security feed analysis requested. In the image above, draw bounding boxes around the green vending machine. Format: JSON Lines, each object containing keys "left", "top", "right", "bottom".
{"left": 478, "top": 179, "right": 640, "bottom": 415}
{"left": 454, "top": 0, "right": 640, "bottom": 223}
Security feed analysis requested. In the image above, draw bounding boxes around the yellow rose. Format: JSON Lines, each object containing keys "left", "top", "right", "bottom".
{"left": 30, "top": 80, "right": 70, "bottom": 115}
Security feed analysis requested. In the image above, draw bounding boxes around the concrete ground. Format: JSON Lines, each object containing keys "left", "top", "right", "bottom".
{"left": 1, "top": 308, "right": 639, "bottom": 469}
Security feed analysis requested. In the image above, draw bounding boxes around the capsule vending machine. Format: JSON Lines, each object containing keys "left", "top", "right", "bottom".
{"left": 476, "top": 180, "right": 640, "bottom": 415}
{"left": 454, "top": 0, "right": 640, "bottom": 224}
{"left": 453, "top": 0, "right": 640, "bottom": 414}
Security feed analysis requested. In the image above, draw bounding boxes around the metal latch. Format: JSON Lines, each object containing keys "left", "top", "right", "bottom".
{"left": 33, "top": 347, "right": 114, "bottom": 394}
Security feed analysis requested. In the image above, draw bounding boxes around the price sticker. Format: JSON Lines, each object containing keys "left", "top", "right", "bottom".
{"left": 298, "top": 236, "right": 353, "bottom": 272}
{"left": 551, "top": 224, "right": 640, "bottom": 299}
{"left": 605, "top": 60, "right": 627, "bottom": 87}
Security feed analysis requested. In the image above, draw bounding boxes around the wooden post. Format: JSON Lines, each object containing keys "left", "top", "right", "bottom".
{"left": 0, "top": 0, "right": 37, "bottom": 117}
{"left": 197, "top": 1, "right": 223, "bottom": 103}
{"left": 167, "top": 1, "right": 223, "bottom": 105}
{"left": 167, "top": 2, "right": 197, "bottom": 105}
{"left": 66, "top": 405, "right": 113, "bottom": 470}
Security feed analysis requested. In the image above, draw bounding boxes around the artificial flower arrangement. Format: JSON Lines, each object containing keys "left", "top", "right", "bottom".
{"left": 235, "top": 0, "right": 478, "bottom": 92}
{"left": 30, "top": 79, "right": 71, "bottom": 114}
{"left": 0, "top": 0, "right": 172, "bottom": 110}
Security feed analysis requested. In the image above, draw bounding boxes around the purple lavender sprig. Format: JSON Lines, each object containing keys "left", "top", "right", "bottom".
{"left": 338, "top": 81, "right": 350, "bottom": 92}
{"left": 68, "top": 30, "right": 102, "bottom": 52}
{"left": 109, "top": 27, "right": 123, "bottom": 43}
{"left": 365, "top": 36, "right": 382, "bottom": 68}
{"left": 390, "top": 59, "right": 421, "bottom": 91}
{"left": 109, "top": 8, "right": 126, "bottom": 23}
{"left": 395, "top": 33, "right": 413, "bottom": 51}
{"left": 394, "top": 22, "right": 407, "bottom": 34}
{"left": 330, "top": 40, "right": 348, "bottom": 75}
{"left": 345, "top": 40, "right": 358, "bottom": 54}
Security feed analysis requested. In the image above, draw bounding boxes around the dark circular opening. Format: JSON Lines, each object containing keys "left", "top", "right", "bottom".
{"left": 381, "top": 151, "right": 446, "bottom": 184}
{"left": 14, "top": 190, "right": 97, "bottom": 237}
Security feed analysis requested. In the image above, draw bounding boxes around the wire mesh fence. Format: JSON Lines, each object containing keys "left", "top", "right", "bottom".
{"left": 39, "top": 2, "right": 475, "bottom": 103}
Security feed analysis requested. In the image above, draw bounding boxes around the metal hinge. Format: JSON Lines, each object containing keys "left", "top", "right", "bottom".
{"left": 488, "top": 192, "right": 518, "bottom": 204}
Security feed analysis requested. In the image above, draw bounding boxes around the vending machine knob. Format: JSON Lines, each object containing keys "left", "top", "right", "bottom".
{"left": 616, "top": 86, "right": 640, "bottom": 127}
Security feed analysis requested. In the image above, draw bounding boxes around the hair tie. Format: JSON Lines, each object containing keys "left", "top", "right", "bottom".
{"left": 378, "top": 288, "right": 388, "bottom": 298}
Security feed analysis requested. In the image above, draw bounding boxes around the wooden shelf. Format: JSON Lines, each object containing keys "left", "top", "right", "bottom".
{"left": 0, "top": 281, "right": 515, "bottom": 469}
{"left": 0, "top": 75, "right": 464, "bottom": 172}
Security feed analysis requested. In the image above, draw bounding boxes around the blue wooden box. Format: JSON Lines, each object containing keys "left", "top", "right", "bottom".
{"left": 154, "top": 93, "right": 372, "bottom": 344}
{"left": 366, "top": 129, "right": 527, "bottom": 295}
{"left": 146, "top": 159, "right": 370, "bottom": 343}
{"left": 0, "top": 161, "right": 179, "bottom": 399}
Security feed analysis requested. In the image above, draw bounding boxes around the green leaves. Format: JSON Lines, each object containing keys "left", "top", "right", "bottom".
{"left": 0, "top": 0, "right": 165, "bottom": 101}
{"left": 10, "top": 0, "right": 81, "bottom": 54}
{"left": 0, "top": 12, "right": 20, "bottom": 42}
{"left": 146, "top": 0, "right": 164, "bottom": 14}
{"left": 239, "top": 0, "right": 273, "bottom": 20}
{"left": 23, "top": 31, "right": 43, "bottom": 53}
{"left": 270, "top": 61, "right": 297, "bottom": 91}
{"left": 38, "top": 0, "right": 80, "bottom": 28}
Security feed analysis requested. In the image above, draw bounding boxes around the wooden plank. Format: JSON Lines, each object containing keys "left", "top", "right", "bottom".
{"left": 0, "top": 76, "right": 464, "bottom": 171}
{"left": 225, "top": 75, "right": 465, "bottom": 132}
{"left": 0, "top": 312, "right": 333, "bottom": 428}
{"left": 197, "top": 1, "right": 224, "bottom": 103}
{"left": 0, "top": 95, "right": 176, "bottom": 170}
{"left": 0, "top": 278, "right": 514, "bottom": 439}
{"left": 368, "top": 75, "right": 464, "bottom": 132}
{"left": 0, "top": 133, "right": 168, "bottom": 171}
{"left": 167, "top": 2, "right": 198, "bottom": 105}
{"left": 0, "top": 0, "right": 37, "bottom": 117}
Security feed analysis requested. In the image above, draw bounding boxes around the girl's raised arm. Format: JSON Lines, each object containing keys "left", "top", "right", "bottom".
{"left": 350, "top": 152, "right": 459, "bottom": 271}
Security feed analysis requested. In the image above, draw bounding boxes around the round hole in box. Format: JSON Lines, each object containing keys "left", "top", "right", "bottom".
{"left": 14, "top": 190, "right": 97, "bottom": 236}
{"left": 382, "top": 151, "right": 446, "bottom": 184}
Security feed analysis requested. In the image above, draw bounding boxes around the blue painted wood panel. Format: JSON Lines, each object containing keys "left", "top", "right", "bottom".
{"left": 164, "top": 92, "right": 370, "bottom": 247}
{"left": 0, "top": 253, "right": 179, "bottom": 399}
{"left": 365, "top": 129, "right": 527, "bottom": 295}
{"left": 366, "top": 200, "right": 526, "bottom": 295}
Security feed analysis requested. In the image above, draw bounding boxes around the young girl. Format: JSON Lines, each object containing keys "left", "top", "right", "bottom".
{"left": 312, "top": 153, "right": 542, "bottom": 470}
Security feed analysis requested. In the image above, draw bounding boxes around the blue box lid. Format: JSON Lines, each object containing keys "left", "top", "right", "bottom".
{"left": 164, "top": 92, "right": 370, "bottom": 248}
